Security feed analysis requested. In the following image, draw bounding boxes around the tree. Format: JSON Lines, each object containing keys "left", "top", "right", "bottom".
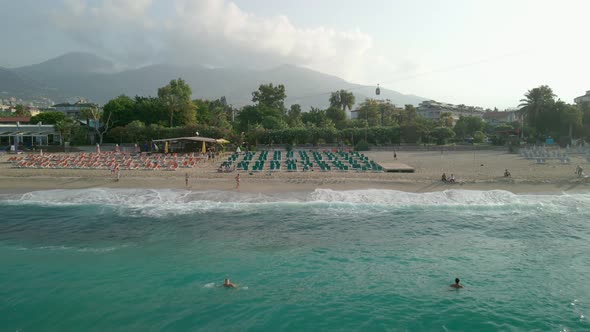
{"left": 210, "top": 105, "right": 232, "bottom": 129}
{"left": 453, "top": 116, "right": 484, "bottom": 139}
{"left": 355, "top": 99, "right": 380, "bottom": 126}
{"left": 287, "top": 104, "right": 303, "bottom": 127}
{"left": 14, "top": 104, "right": 31, "bottom": 117}
{"left": 518, "top": 85, "right": 556, "bottom": 133}
{"left": 558, "top": 102, "right": 582, "bottom": 141}
{"left": 134, "top": 96, "right": 167, "bottom": 126}
{"left": 302, "top": 107, "right": 334, "bottom": 128}
{"left": 329, "top": 90, "right": 356, "bottom": 115}
{"left": 237, "top": 105, "right": 265, "bottom": 132}
{"left": 126, "top": 120, "right": 146, "bottom": 143}
{"left": 403, "top": 105, "right": 417, "bottom": 122}
{"left": 431, "top": 126, "right": 456, "bottom": 145}
{"left": 438, "top": 112, "right": 454, "bottom": 127}
{"left": 473, "top": 131, "right": 486, "bottom": 143}
{"left": 252, "top": 83, "right": 287, "bottom": 113}
{"left": 54, "top": 118, "right": 78, "bottom": 145}
{"left": 157, "top": 78, "right": 195, "bottom": 127}
{"left": 261, "top": 115, "right": 287, "bottom": 130}
{"left": 81, "top": 107, "right": 113, "bottom": 145}
{"left": 377, "top": 101, "right": 401, "bottom": 126}
{"left": 326, "top": 106, "right": 347, "bottom": 129}
{"left": 103, "top": 95, "right": 136, "bottom": 127}
{"left": 30, "top": 112, "right": 66, "bottom": 125}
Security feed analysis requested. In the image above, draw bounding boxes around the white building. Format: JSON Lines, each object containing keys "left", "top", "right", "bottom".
{"left": 482, "top": 110, "right": 521, "bottom": 126}
{"left": 574, "top": 90, "right": 590, "bottom": 104}
{"left": 417, "top": 100, "right": 484, "bottom": 124}
{"left": 52, "top": 100, "right": 99, "bottom": 118}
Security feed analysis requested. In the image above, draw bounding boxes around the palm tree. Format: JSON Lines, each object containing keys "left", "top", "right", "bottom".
{"left": 54, "top": 118, "right": 77, "bottom": 145}
{"left": 518, "top": 85, "right": 556, "bottom": 131}
{"left": 330, "top": 90, "right": 356, "bottom": 115}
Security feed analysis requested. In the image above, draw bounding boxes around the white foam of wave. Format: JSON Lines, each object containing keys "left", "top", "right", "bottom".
{"left": 203, "top": 282, "right": 216, "bottom": 288}
{"left": 5, "top": 244, "right": 131, "bottom": 253}
{"left": 2, "top": 188, "right": 589, "bottom": 216}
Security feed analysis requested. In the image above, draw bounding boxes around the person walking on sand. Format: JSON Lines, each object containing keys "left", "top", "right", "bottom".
{"left": 235, "top": 173, "right": 240, "bottom": 190}
{"left": 185, "top": 173, "right": 189, "bottom": 187}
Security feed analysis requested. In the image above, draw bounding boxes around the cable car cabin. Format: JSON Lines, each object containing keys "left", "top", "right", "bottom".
{"left": 375, "top": 84, "right": 381, "bottom": 95}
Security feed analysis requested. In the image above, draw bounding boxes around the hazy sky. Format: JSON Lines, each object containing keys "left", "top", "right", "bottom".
{"left": 1, "top": 0, "right": 588, "bottom": 108}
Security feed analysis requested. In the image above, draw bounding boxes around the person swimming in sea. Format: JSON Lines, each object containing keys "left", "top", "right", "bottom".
{"left": 223, "top": 278, "right": 236, "bottom": 288}
{"left": 450, "top": 278, "right": 463, "bottom": 289}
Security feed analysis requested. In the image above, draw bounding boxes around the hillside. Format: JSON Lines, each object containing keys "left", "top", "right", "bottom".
{"left": 3, "top": 53, "right": 427, "bottom": 109}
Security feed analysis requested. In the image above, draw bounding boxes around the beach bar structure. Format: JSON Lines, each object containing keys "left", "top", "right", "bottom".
{"left": 152, "top": 136, "right": 229, "bottom": 153}
{"left": 0, "top": 124, "right": 61, "bottom": 147}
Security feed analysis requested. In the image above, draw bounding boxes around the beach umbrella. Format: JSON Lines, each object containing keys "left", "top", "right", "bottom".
{"left": 134, "top": 144, "right": 139, "bottom": 153}
{"left": 164, "top": 141, "right": 169, "bottom": 154}
{"left": 236, "top": 146, "right": 241, "bottom": 153}
{"left": 96, "top": 143, "right": 101, "bottom": 154}
{"left": 115, "top": 144, "right": 120, "bottom": 153}
{"left": 201, "top": 141, "right": 206, "bottom": 153}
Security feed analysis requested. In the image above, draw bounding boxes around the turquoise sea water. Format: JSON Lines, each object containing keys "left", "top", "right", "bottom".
{"left": 1, "top": 188, "right": 590, "bottom": 331}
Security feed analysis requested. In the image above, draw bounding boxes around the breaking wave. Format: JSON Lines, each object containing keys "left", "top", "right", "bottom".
{"left": 0, "top": 188, "right": 588, "bottom": 216}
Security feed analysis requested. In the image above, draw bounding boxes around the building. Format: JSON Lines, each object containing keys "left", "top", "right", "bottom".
{"left": 482, "top": 110, "right": 521, "bottom": 126}
{"left": 0, "top": 117, "right": 31, "bottom": 125}
{"left": 52, "top": 100, "right": 99, "bottom": 118}
{"left": 417, "top": 100, "right": 485, "bottom": 124}
{"left": 0, "top": 123, "right": 61, "bottom": 147}
{"left": 574, "top": 90, "right": 590, "bottom": 104}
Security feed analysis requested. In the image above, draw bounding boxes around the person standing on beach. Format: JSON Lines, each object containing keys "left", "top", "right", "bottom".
{"left": 235, "top": 173, "right": 240, "bottom": 190}
{"left": 185, "top": 173, "right": 189, "bottom": 187}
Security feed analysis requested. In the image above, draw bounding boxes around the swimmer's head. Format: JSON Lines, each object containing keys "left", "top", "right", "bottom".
{"left": 224, "top": 278, "right": 229, "bottom": 284}
{"left": 455, "top": 278, "right": 460, "bottom": 284}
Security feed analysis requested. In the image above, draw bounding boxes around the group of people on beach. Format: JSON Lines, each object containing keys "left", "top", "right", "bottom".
{"left": 218, "top": 163, "right": 236, "bottom": 173}
{"left": 441, "top": 173, "right": 456, "bottom": 183}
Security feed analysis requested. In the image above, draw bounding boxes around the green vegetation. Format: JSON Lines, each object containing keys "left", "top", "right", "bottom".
{"left": 518, "top": 85, "right": 585, "bottom": 144}
{"left": 30, "top": 111, "right": 66, "bottom": 124}
{"left": 14, "top": 104, "right": 31, "bottom": 117}
{"left": 93, "top": 80, "right": 590, "bottom": 147}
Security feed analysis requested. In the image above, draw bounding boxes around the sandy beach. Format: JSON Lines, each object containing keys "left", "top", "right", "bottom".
{"left": 1, "top": 149, "right": 589, "bottom": 194}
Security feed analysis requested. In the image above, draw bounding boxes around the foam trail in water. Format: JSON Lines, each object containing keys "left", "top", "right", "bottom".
{"left": 3, "top": 244, "right": 131, "bottom": 253}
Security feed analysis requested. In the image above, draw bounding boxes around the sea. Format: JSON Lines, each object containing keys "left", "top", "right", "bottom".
{"left": 1, "top": 188, "right": 589, "bottom": 332}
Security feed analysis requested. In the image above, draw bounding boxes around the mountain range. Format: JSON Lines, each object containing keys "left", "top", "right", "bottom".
{"left": 1, "top": 52, "right": 427, "bottom": 110}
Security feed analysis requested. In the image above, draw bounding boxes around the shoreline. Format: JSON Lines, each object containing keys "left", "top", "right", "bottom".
{"left": 1, "top": 175, "right": 589, "bottom": 194}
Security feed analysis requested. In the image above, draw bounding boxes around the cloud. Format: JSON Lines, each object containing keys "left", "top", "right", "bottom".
{"left": 51, "top": 0, "right": 401, "bottom": 82}
{"left": 53, "top": 0, "right": 158, "bottom": 64}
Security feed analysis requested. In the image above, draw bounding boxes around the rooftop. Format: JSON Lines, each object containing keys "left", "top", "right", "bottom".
{"left": 0, "top": 117, "right": 31, "bottom": 123}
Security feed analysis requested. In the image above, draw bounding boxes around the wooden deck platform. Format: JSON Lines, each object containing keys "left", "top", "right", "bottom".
{"left": 379, "top": 162, "right": 415, "bottom": 173}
